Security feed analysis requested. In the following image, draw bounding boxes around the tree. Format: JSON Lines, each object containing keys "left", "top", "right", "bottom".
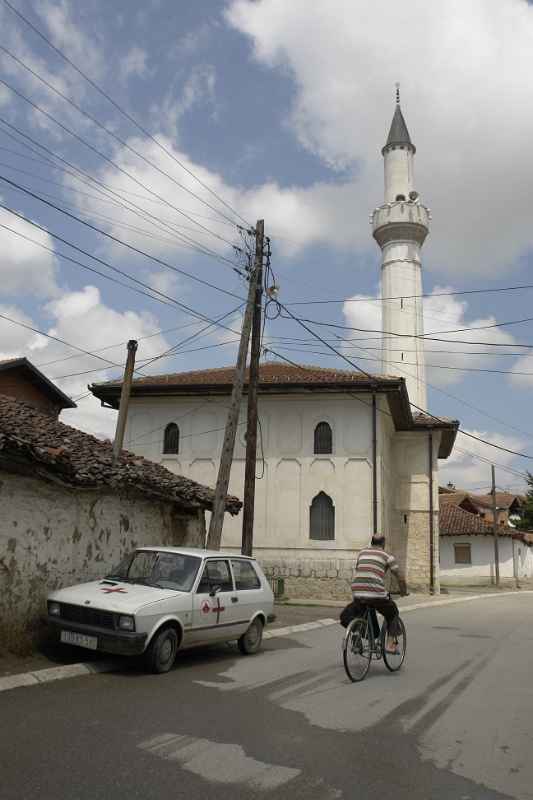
{"left": 515, "top": 471, "right": 533, "bottom": 531}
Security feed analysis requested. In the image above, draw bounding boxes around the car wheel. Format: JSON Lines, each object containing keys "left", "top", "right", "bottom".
{"left": 238, "top": 618, "right": 264, "bottom": 655}
{"left": 144, "top": 627, "right": 179, "bottom": 674}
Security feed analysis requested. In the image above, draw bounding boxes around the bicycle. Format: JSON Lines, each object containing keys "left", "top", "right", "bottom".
{"left": 342, "top": 597, "right": 407, "bottom": 682}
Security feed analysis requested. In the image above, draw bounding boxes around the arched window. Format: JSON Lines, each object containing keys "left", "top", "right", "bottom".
{"left": 310, "top": 492, "right": 335, "bottom": 541}
{"left": 163, "top": 423, "right": 179, "bottom": 454}
{"left": 314, "top": 421, "right": 332, "bottom": 454}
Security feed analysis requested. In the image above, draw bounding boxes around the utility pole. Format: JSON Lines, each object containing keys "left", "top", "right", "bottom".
{"left": 112, "top": 339, "right": 138, "bottom": 466}
{"left": 207, "top": 221, "right": 264, "bottom": 550}
{"left": 241, "top": 221, "right": 265, "bottom": 556}
{"left": 491, "top": 464, "right": 500, "bottom": 587}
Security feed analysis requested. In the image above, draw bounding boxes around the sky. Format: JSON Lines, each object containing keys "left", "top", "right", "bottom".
{"left": 0, "top": 0, "right": 532, "bottom": 492}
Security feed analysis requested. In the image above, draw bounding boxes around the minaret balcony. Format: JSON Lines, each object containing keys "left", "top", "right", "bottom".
{"left": 372, "top": 201, "right": 430, "bottom": 247}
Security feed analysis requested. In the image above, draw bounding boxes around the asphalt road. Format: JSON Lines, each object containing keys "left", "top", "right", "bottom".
{"left": 1, "top": 594, "right": 532, "bottom": 800}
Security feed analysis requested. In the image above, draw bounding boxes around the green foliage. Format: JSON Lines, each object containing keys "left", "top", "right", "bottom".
{"left": 515, "top": 471, "right": 533, "bottom": 531}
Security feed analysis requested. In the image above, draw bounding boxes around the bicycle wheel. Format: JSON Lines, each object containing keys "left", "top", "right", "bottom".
{"left": 381, "top": 617, "right": 406, "bottom": 672}
{"left": 343, "top": 617, "right": 373, "bottom": 682}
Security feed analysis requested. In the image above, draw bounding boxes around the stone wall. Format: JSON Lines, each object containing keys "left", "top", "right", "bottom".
{"left": 0, "top": 470, "right": 205, "bottom": 653}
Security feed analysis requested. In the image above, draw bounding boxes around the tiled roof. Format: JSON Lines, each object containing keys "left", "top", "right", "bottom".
{"left": 91, "top": 361, "right": 459, "bottom": 459}
{"left": 95, "top": 362, "right": 398, "bottom": 389}
{"left": 469, "top": 492, "right": 524, "bottom": 510}
{"left": 0, "top": 394, "right": 241, "bottom": 514}
{"left": 439, "top": 503, "right": 517, "bottom": 538}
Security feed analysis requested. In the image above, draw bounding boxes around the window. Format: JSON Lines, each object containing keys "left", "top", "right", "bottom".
{"left": 231, "top": 560, "right": 261, "bottom": 590}
{"left": 454, "top": 544, "right": 471, "bottom": 565}
{"left": 310, "top": 492, "right": 335, "bottom": 541}
{"left": 107, "top": 550, "right": 200, "bottom": 592}
{"left": 314, "top": 422, "right": 332, "bottom": 455}
{"left": 196, "top": 559, "right": 233, "bottom": 593}
{"left": 163, "top": 423, "right": 179, "bottom": 454}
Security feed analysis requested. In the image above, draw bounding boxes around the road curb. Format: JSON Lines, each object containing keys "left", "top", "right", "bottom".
{"left": 2, "top": 591, "right": 532, "bottom": 694}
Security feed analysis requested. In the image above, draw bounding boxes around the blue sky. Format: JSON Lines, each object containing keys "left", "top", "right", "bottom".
{"left": 1, "top": 0, "right": 532, "bottom": 491}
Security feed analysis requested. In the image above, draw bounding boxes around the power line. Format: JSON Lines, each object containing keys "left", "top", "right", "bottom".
{"left": 0, "top": 42, "right": 244, "bottom": 228}
{"left": 1, "top": 0, "right": 250, "bottom": 227}
{"left": 0, "top": 116, "right": 244, "bottom": 266}
{"left": 264, "top": 345, "right": 529, "bottom": 482}
{"left": 280, "top": 313, "right": 533, "bottom": 349}
{"left": 0, "top": 204, "right": 247, "bottom": 339}
{"left": 0, "top": 75, "right": 240, "bottom": 250}
{"left": 270, "top": 344, "right": 533, "bottom": 377}
{"left": 284, "top": 284, "right": 533, "bottom": 305}
{"left": 0, "top": 178, "right": 248, "bottom": 300}
{"left": 273, "top": 302, "right": 533, "bottom": 460}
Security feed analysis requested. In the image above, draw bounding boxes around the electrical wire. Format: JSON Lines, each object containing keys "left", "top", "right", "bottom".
{"left": 284, "top": 284, "right": 533, "bottom": 305}
{"left": 0, "top": 75, "right": 241, "bottom": 249}
{"left": 272, "top": 302, "right": 533, "bottom": 461}
{"left": 0, "top": 205, "right": 247, "bottom": 341}
{"left": 1, "top": 0, "right": 251, "bottom": 227}
{"left": 0, "top": 182, "right": 247, "bottom": 300}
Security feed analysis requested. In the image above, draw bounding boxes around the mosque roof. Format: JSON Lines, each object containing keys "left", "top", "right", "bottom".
{"left": 383, "top": 103, "right": 415, "bottom": 154}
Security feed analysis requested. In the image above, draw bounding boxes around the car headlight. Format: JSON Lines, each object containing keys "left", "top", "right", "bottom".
{"left": 48, "top": 602, "right": 61, "bottom": 616}
{"left": 118, "top": 615, "right": 135, "bottom": 631}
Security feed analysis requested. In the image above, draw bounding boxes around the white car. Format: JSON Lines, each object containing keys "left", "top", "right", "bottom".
{"left": 47, "top": 547, "right": 275, "bottom": 673}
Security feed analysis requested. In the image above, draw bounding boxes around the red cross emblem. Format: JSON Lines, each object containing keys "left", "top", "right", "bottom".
{"left": 211, "top": 597, "right": 225, "bottom": 624}
{"left": 100, "top": 586, "right": 127, "bottom": 594}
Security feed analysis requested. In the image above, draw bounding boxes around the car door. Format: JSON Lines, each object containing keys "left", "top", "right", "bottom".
{"left": 190, "top": 559, "right": 241, "bottom": 644}
{"left": 230, "top": 559, "right": 265, "bottom": 631}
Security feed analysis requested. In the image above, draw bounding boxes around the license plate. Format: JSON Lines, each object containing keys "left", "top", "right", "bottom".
{"left": 60, "top": 630, "right": 98, "bottom": 650}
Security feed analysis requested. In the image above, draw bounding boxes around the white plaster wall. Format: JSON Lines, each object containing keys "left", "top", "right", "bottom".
{"left": 126, "top": 393, "right": 375, "bottom": 557}
{"left": 0, "top": 470, "right": 204, "bottom": 649}
{"left": 439, "top": 536, "right": 518, "bottom": 583}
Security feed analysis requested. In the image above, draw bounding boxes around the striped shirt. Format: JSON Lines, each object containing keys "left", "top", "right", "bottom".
{"left": 351, "top": 547, "right": 399, "bottom": 599}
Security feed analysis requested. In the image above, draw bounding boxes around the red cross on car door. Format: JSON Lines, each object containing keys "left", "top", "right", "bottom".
{"left": 190, "top": 559, "right": 247, "bottom": 644}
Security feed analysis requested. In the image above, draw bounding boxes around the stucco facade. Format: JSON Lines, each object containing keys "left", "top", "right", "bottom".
{"left": 0, "top": 470, "right": 205, "bottom": 652}
{"left": 122, "top": 391, "right": 444, "bottom": 597}
{"left": 439, "top": 535, "right": 533, "bottom": 586}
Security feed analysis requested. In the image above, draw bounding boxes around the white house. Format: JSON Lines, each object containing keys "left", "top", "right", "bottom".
{"left": 439, "top": 500, "right": 533, "bottom": 586}
{"left": 91, "top": 94, "right": 459, "bottom": 598}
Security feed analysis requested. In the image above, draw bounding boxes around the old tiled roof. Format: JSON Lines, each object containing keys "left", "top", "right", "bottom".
{"left": 440, "top": 503, "right": 518, "bottom": 538}
{"left": 469, "top": 492, "right": 524, "bottom": 510}
{"left": 0, "top": 394, "right": 241, "bottom": 514}
{"left": 95, "top": 362, "right": 398, "bottom": 390}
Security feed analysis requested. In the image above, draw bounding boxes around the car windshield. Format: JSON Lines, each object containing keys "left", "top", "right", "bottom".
{"left": 106, "top": 551, "right": 201, "bottom": 592}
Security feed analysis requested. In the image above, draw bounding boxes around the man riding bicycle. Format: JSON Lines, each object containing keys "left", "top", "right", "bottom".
{"left": 350, "top": 534, "right": 407, "bottom": 654}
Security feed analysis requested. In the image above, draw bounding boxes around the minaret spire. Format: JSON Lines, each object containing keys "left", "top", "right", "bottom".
{"left": 371, "top": 89, "right": 430, "bottom": 409}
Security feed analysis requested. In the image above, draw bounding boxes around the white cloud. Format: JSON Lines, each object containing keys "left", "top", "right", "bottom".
{"left": 342, "top": 287, "right": 516, "bottom": 387}
{"left": 0, "top": 285, "right": 172, "bottom": 438}
{"left": 439, "top": 429, "right": 527, "bottom": 493}
{"left": 0, "top": 208, "right": 58, "bottom": 297}
{"left": 36, "top": 0, "right": 104, "bottom": 79}
{"left": 226, "top": 0, "right": 533, "bottom": 277}
{"left": 0, "top": 305, "right": 41, "bottom": 359}
{"left": 120, "top": 47, "right": 149, "bottom": 83}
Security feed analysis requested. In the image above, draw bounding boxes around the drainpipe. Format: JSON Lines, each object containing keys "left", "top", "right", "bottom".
{"left": 372, "top": 393, "right": 378, "bottom": 536}
{"left": 428, "top": 432, "right": 435, "bottom": 594}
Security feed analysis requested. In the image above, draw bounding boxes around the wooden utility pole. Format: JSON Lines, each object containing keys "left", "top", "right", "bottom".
{"left": 112, "top": 339, "right": 138, "bottom": 466}
{"left": 241, "top": 221, "right": 265, "bottom": 556}
{"left": 491, "top": 464, "right": 500, "bottom": 586}
{"left": 206, "top": 221, "right": 264, "bottom": 550}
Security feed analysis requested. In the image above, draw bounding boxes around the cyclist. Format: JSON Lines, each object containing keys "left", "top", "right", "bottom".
{"left": 350, "top": 534, "right": 407, "bottom": 654}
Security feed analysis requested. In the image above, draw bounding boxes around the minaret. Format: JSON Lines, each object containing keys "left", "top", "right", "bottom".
{"left": 372, "top": 86, "right": 430, "bottom": 410}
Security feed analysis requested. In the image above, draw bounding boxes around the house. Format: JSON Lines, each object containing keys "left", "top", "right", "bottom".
{"left": 91, "top": 363, "right": 458, "bottom": 597}
{"left": 0, "top": 393, "right": 240, "bottom": 652}
{"left": 439, "top": 501, "right": 533, "bottom": 586}
{"left": 468, "top": 492, "right": 524, "bottom": 528}
{"left": 0, "top": 357, "right": 76, "bottom": 417}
